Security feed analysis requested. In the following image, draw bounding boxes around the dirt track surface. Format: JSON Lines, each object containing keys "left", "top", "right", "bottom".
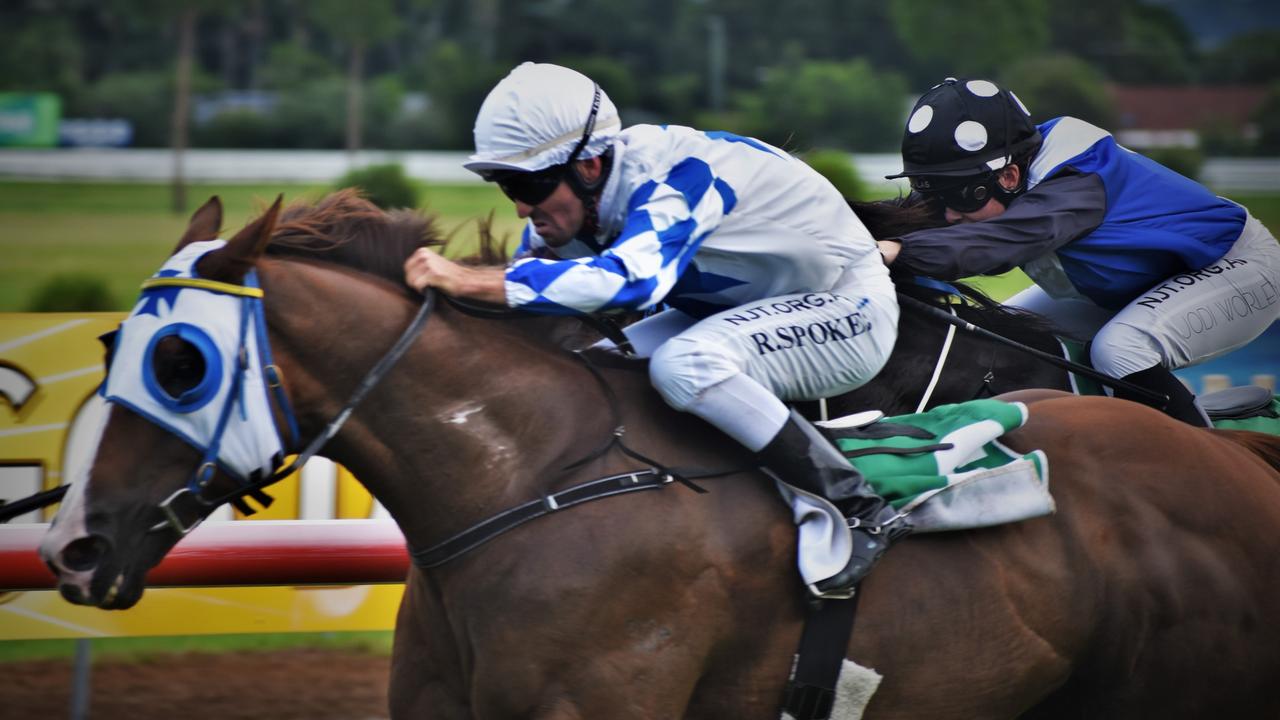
{"left": 2, "top": 649, "right": 391, "bottom": 719}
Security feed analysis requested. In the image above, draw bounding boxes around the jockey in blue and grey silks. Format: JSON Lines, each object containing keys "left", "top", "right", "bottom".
{"left": 882, "top": 78, "right": 1280, "bottom": 427}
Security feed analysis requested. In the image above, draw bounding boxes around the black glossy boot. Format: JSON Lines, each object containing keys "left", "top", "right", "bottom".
{"left": 759, "top": 410, "right": 912, "bottom": 598}
{"left": 1115, "top": 365, "right": 1211, "bottom": 427}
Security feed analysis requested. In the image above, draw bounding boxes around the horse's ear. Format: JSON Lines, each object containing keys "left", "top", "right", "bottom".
{"left": 175, "top": 196, "right": 224, "bottom": 252}
{"left": 195, "top": 195, "right": 283, "bottom": 282}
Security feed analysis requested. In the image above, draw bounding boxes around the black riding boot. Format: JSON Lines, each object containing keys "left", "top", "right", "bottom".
{"left": 1114, "top": 365, "right": 1211, "bottom": 427}
{"left": 758, "top": 410, "right": 912, "bottom": 598}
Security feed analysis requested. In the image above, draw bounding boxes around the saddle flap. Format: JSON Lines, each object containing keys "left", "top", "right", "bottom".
{"left": 1201, "top": 384, "right": 1277, "bottom": 420}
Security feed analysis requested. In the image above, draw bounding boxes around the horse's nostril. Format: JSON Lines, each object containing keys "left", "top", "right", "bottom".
{"left": 58, "top": 583, "right": 85, "bottom": 605}
{"left": 61, "top": 536, "right": 109, "bottom": 572}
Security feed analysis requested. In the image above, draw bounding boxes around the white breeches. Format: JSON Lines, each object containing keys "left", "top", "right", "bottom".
{"left": 627, "top": 278, "right": 899, "bottom": 450}
{"left": 1007, "top": 211, "right": 1280, "bottom": 378}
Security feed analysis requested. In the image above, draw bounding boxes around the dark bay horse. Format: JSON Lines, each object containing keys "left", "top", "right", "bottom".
{"left": 819, "top": 279, "right": 1074, "bottom": 418}
{"left": 39, "top": 194, "right": 1280, "bottom": 718}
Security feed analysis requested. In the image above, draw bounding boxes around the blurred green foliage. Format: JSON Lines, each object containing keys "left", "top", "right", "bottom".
{"left": 1000, "top": 54, "right": 1117, "bottom": 129}
{"left": 890, "top": 0, "right": 1051, "bottom": 78}
{"left": 26, "top": 273, "right": 117, "bottom": 312}
{"left": 0, "top": 0, "right": 1276, "bottom": 154}
{"left": 804, "top": 150, "right": 867, "bottom": 200}
{"left": 336, "top": 163, "right": 420, "bottom": 209}
{"left": 733, "top": 59, "right": 907, "bottom": 151}
{"left": 1254, "top": 85, "right": 1280, "bottom": 156}
{"left": 1142, "top": 146, "right": 1206, "bottom": 181}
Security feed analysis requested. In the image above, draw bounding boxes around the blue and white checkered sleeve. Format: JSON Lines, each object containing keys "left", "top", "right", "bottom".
{"left": 504, "top": 157, "right": 737, "bottom": 314}
{"left": 510, "top": 223, "right": 540, "bottom": 260}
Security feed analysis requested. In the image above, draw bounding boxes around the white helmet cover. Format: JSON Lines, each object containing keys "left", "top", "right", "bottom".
{"left": 464, "top": 62, "right": 621, "bottom": 174}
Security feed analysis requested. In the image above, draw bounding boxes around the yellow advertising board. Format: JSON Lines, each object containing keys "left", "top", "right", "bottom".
{"left": 0, "top": 313, "right": 402, "bottom": 640}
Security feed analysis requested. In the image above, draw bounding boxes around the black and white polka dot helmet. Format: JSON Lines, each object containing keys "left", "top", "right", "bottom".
{"left": 886, "top": 78, "right": 1041, "bottom": 179}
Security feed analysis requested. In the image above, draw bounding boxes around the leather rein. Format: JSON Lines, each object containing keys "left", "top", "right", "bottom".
{"left": 146, "top": 283, "right": 739, "bottom": 566}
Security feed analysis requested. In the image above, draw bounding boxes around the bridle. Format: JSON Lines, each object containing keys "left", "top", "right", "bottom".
{"left": 99, "top": 273, "right": 436, "bottom": 537}
{"left": 104, "top": 267, "right": 736, "bottom": 562}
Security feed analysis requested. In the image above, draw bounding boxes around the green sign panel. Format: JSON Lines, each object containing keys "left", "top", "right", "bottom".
{"left": 0, "top": 93, "right": 61, "bottom": 147}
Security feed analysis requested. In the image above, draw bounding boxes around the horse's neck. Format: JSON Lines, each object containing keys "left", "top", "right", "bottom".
{"left": 827, "top": 296, "right": 1073, "bottom": 418}
{"left": 267, "top": 265, "right": 631, "bottom": 547}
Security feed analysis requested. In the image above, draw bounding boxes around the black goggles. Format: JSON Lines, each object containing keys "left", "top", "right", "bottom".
{"left": 909, "top": 173, "right": 996, "bottom": 213}
{"left": 481, "top": 83, "right": 604, "bottom": 207}
{"left": 482, "top": 166, "right": 566, "bottom": 206}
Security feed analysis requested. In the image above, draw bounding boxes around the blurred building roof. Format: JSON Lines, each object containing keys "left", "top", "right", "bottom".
{"left": 1110, "top": 85, "right": 1267, "bottom": 130}
{"left": 1108, "top": 85, "right": 1267, "bottom": 148}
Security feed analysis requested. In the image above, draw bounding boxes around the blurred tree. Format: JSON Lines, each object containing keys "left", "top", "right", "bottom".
{"left": 655, "top": 73, "right": 704, "bottom": 126}
{"left": 2, "top": 0, "right": 1271, "bottom": 156}
{"left": 415, "top": 40, "right": 506, "bottom": 149}
{"left": 1142, "top": 146, "right": 1205, "bottom": 180}
{"left": 1047, "top": 0, "right": 1195, "bottom": 83}
{"left": 1000, "top": 54, "right": 1118, "bottom": 129}
{"left": 803, "top": 149, "right": 866, "bottom": 200}
{"left": 336, "top": 163, "right": 419, "bottom": 209}
{"left": 258, "top": 41, "right": 341, "bottom": 90}
{"left": 1254, "top": 84, "right": 1280, "bottom": 156}
{"left": 171, "top": 3, "right": 198, "bottom": 212}
{"left": 733, "top": 58, "right": 907, "bottom": 152}
{"left": 557, "top": 57, "right": 640, "bottom": 111}
{"left": 1109, "top": 2, "right": 1196, "bottom": 83}
{"left": 27, "top": 274, "right": 118, "bottom": 312}
{"left": 1201, "top": 30, "right": 1280, "bottom": 85}
{"left": 888, "top": 0, "right": 1050, "bottom": 79}
{"left": 309, "top": 0, "right": 400, "bottom": 154}
{"left": 0, "top": 12, "right": 84, "bottom": 97}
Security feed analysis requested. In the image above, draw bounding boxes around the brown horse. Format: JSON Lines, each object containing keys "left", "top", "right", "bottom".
{"left": 39, "top": 193, "right": 1280, "bottom": 718}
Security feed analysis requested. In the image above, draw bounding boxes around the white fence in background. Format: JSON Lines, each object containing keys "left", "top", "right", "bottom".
{"left": 2, "top": 149, "right": 1277, "bottom": 192}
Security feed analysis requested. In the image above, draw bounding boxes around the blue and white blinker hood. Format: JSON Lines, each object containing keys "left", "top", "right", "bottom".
{"left": 102, "top": 239, "right": 299, "bottom": 491}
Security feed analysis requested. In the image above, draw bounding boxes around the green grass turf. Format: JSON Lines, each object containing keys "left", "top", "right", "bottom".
{"left": 0, "top": 631, "right": 394, "bottom": 663}
{"left": 2, "top": 182, "right": 1276, "bottom": 310}
{"left": 0, "top": 181, "right": 525, "bottom": 311}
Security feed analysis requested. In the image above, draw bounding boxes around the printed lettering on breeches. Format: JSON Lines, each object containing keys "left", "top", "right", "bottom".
{"left": 717, "top": 293, "right": 873, "bottom": 355}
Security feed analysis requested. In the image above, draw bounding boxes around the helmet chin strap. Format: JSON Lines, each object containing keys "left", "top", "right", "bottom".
{"left": 991, "top": 171, "right": 1025, "bottom": 207}
{"left": 560, "top": 81, "right": 613, "bottom": 240}
{"left": 570, "top": 146, "right": 614, "bottom": 240}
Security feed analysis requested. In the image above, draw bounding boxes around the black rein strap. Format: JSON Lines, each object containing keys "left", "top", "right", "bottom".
{"left": 898, "top": 294, "right": 1170, "bottom": 406}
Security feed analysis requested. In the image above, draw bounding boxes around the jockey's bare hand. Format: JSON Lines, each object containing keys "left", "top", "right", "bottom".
{"left": 877, "top": 240, "right": 901, "bottom": 265}
{"left": 403, "top": 247, "right": 507, "bottom": 304}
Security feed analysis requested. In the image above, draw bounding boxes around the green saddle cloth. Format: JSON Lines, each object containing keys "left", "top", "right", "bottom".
{"left": 830, "top": 399, "right": 1047, "bottom": 510}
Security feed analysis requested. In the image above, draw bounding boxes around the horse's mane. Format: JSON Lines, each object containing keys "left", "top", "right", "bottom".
{"left": 263, "top": 189, "right": 509, "bottom": 290}
{"left": 851, "top": 193, "right": 1067, "bottom": 342}
{"left": 259, "top": 190, "right": 607, "bottom": 348}
{"left": 257, "top": 189, "right": 1065, "bottom": 345}
{"left": 849, "top": 193, "right": 947, "bottom": 241}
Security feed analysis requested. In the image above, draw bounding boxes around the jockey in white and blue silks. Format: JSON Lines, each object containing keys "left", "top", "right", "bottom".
{"left": 879, "top": 78, "right": 1280, "bottom": 427}
{"left": 403, "top": 62, "right": 910, "bottom": 598}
